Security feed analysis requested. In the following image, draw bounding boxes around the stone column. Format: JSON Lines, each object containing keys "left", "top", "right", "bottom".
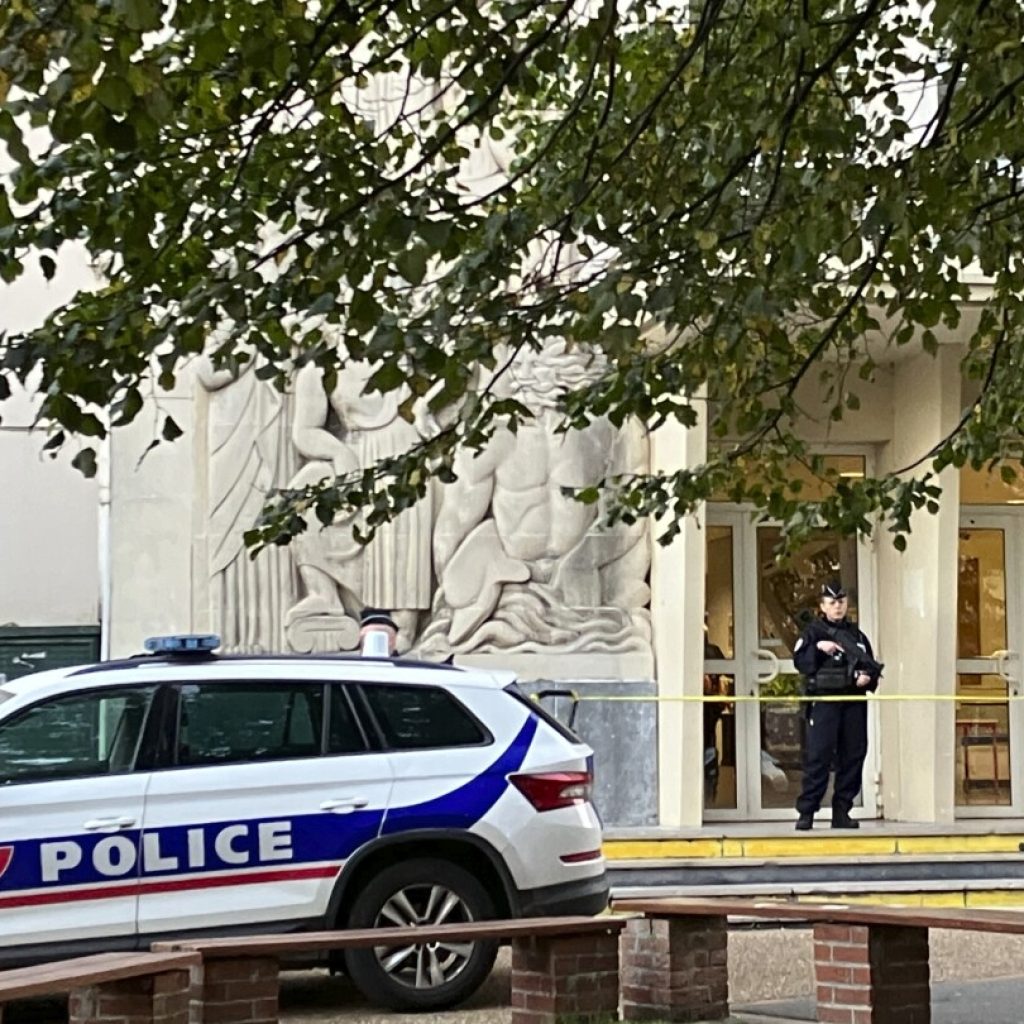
{"left": 109, "top": 378, "right": 198, "bottom": 657}
{"left": 652, "top": 403, "right": 708, "bottom": 828}
{"left": 876, "top": 346, "right": 961, "bottom": 822}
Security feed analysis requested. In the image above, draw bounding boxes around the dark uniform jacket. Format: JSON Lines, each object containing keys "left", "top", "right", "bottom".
{"left": 793, "top": 616, "right": 881, "bottom": 695}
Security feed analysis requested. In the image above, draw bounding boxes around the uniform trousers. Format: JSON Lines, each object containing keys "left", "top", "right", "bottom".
{"left": 796, "top": 698, "right": 868, "bottom": 816}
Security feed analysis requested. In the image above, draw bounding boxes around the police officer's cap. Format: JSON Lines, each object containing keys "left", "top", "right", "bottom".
{"left": 360, "top": 607, "right": 398, "bottom": 630}
{"left": 820, "top": 579, "right": 847, "bottom": 599}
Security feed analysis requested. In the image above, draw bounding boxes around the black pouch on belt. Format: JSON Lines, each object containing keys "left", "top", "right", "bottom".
{"left": 813, "top": 662, "right": 853, "bottom": 693}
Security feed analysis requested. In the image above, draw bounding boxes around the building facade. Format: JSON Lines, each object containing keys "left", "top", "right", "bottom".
{"left": 84, "top": 308, "right": 1023, "bottom": 832}
{"left": 0, "top": 245, "right": 102, "bottom": 680}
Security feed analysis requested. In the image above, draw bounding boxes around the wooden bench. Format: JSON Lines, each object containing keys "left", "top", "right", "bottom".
{"left": 0, "top": 951, "right": 199, "bottom": 1024}
{"left": 614, "top": 895, "right": 1024, "bottom": 1024}
{"left": 154, "top": 914, "right": 628, "bottom": 1024}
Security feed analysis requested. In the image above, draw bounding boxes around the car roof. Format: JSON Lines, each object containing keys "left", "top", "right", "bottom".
{"left": 0, "top": 653, "right": 514, "bottom": 703}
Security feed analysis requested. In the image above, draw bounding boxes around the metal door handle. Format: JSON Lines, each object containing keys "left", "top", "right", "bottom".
{"left": 320, "top": 797, "right": 369, "bottom": 814}
{"left": 754, "top": 648, "right": 780, "bottom": 685}
{"left": 83, "top": 816, "right": 137, "bottom": 831}
{"left": 994, "top": 649, "right": 1018, "bottom": 685}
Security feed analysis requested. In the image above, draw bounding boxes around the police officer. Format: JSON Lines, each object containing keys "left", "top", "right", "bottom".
{"left": 793, "top": 580, "right": 881, "bottom": 831}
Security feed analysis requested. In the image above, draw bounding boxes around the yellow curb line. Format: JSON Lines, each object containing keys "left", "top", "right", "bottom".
{"left": 603, "top": 834, "right": 1024, "bottom": 860}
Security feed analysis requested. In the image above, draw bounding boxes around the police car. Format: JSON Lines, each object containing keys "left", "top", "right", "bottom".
{"left": 0, "top": 635, "right": 608, "bottom": 1010}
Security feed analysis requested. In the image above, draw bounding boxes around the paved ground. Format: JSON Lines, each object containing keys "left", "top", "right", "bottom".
{"left": 10, "top": 927, "right": 1024, "bottom": 1023}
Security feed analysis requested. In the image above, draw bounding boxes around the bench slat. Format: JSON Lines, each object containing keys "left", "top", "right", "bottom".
{"left": 0, "top": 951, "right": 199, "bottom": 1003}
{"left": 153, "top": 914, "right": 627, "bottom": 958}
{"left": 614, "top": 897, "right": 1024, "bottom": 935}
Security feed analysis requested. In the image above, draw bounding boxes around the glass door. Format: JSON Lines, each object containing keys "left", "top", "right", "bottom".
{"left": 956, "top": 513, "right": 1023, "bottom": 816}
{"left": 705, "top": 510, "right": 878, "bottom": 820}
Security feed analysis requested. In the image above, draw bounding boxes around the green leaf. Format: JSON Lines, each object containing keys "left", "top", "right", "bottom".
{"left": 72, "top": 448, "right": 98, "bottom": 478}
{"left": 417, "top": 220, "right": 452, "bottom": 250}
{"left": 309, "top": 291, "right": 336, "bottom": 315}
{"left": 115, "top": 0, "right": 163, "bottom": 32}
{"left": 0, "top": 110, "right": 31, "bottom": 166}
{"left": 162, "top": 415, "right": 183, "bottom": 441}
{"left": 695, "top": 230, "right": 718, "bottom": 251}
{"left": 350, "top": 290, "right": 382, "bottom": 330}
{"left": 370, "top": 361, "right": 406, "bottom": 392}
{"left": 840, "top": 235, "right": 862, "bottom": 265}
{"left": 95, "top": 76, "right": 135, "bottom": 113}
{"left": 396, "top": 247, "right": 428, "bottom": 286}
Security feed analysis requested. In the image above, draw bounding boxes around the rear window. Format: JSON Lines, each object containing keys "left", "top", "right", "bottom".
{"left": 505, "top": 685, "right": 582, "bottom": 743}
{"left": 360, "top": 684, "right": 488, "bottom": 750}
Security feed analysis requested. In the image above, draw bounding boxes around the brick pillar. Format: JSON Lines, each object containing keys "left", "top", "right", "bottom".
{"left": 195, "top": 957, "right": 278, "bottom": 1024}
{"left": 620, "top": 916, "right": 729, "bottom": 1022}
{"left": 69, "top": 969, "right": 192, "bottom": 1024}
{"left": 510, "top": 929, "right": 620, "bottom": 1024}
{"left": 813, "top": 923, "right": 930, "bottom": 1024}
{"left": 153, "top": 970, "right": 194, "bottom": 1024}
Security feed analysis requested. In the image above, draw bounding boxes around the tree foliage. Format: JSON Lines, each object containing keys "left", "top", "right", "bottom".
{"left": 3, "top": 0, "right": 1024, "bottom": 550}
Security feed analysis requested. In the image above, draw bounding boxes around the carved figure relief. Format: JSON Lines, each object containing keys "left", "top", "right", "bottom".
{"left": 196, "top": 349, "right": 297, "bottom": 653}
{"left": 284, "top": 336, "right": 432, "bottom": 652}
{"left": 417, "top": 340, "right": 651, "bottom": 657}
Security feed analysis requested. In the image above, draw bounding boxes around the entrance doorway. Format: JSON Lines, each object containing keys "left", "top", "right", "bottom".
{"left": 703, "top": 511, "right": 879, "bottom": 820}
{"left": 956, "top": 512, "right": 1023, "bottom": 815}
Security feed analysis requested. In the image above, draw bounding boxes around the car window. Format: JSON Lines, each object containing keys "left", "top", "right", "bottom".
{"left": 328, "top": 685, "right": 368, "bottom": 754}
{"left": 0, "top": 689, "right": 12, "bottom": 706}
{"left": 361, "top": 684, "right": 488, "bottom": 750}
{"left": 176, "top": 682, "right": 324, "bottom": 767}
{"left": 0, "top": 687, "right": 157, "bottom": 785}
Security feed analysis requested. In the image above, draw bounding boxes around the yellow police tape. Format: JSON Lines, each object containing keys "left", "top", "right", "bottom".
{"left": 534, "top": 692, "right": 1021, "bottom": 703}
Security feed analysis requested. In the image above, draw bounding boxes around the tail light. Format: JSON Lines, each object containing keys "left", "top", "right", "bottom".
{"left": 509, "top": 771, "right": 592, "bottom": 811}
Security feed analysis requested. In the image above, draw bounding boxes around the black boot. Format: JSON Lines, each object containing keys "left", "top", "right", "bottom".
{"left": 795, "top": 813, "right": 814, "bottom": 831}
{"left": 831, "top": 813, "right": 860, "bottom": 829}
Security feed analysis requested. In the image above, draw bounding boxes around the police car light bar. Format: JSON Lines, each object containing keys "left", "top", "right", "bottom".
{"left": 144, "top": 634, "right": 221, "bottom": 654}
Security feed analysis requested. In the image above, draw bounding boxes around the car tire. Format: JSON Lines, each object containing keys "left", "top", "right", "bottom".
{"left": 343, "top": 857, "right": 499, "bottom": 1012}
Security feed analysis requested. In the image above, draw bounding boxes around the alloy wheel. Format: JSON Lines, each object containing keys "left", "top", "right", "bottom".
{"left": 372, "top": 883, "right": 476, "bottom": 989}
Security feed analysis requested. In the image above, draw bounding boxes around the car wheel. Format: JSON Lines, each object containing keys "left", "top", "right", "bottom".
{"left": 343, "top": 857, "right": 499, "bottom": 1011}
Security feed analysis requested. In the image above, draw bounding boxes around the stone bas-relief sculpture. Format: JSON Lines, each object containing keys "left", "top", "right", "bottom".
{"left": 417, "top": 341, "right": 651, "bottom": 658}
{"left": 196, "top": 337, "right": 652, "bottom": 662}
{"left": 284, "top": 338, "right": 433, "bottom": 653}
{"left": 196, "top": 348, "right": 297, "bottom": 653}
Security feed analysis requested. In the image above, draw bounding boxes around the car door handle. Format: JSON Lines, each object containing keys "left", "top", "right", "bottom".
{"left": 83, "top": 816, "right": 137, "bottom": 831}
{"left": 320, "top": 797, "right": 369, "bottom": 814}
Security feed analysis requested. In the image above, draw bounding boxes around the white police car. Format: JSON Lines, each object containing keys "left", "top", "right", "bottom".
{"left": 0, "top": 635, "right": 608, "bottom": 1010}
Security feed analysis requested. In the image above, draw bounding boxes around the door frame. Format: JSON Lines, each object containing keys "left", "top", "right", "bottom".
{"left": 703, "top": 506, "right": 880, "bottom": 822}
{"left": 956, "top": 508, "right": 1024, "bottom": 818}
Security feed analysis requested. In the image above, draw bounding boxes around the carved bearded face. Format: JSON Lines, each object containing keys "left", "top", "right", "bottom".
{"left": 506, "top": 341, "right": 606, "bottom": 410}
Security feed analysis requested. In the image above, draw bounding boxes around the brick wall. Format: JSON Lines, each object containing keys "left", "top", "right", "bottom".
{"left": 194, "top": 957, "right": 278, "bottom": 1024}
{"left": 620, "top": 916, "right": 729, "bottom": 1022}
{"left": 510, "top": 930, "right": 620, "bottom": 1024}
{"left": 68, "top": 968, "right": 192, "bottom": 1024}
{"left": 813, "top": 922, "right": 930, "bottom": 1024}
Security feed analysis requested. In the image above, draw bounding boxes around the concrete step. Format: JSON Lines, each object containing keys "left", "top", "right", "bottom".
{"left": 604, "top": 826, "right": 1024, "bottom": 903}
